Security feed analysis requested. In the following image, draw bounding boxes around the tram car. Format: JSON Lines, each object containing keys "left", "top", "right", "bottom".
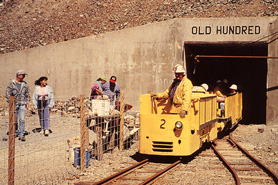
{"left": 139, "top": 91, "right": 242, "bottom": 156}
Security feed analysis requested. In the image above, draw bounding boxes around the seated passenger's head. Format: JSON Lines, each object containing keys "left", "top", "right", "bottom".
{"left": 230, "top": 84, "right": 237, "bottom": 91}
{"left": 110, "top": 76, "right": 117, "bottom": 83}
{"left": 99, "top": 76, "right": 107, "bottom": 84}
{"left": 216, "top": 80, "right": 222, "bottom": 86}
{"left": 201, "top": 83, "right": 209, "bottom": 91}
{"left": 223, "top": 79, "right": 228, "bottom": 84}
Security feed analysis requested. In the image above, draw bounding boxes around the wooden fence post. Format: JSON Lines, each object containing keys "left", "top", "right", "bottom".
{"left": 80, "top": 95, "right": 86, "bottom": 171}
{"left": 96, "top": 119, "right": 103, "bottom": 160}
{"left": 8, "top": 96, "right": 15, "bottom": 185}
{"left": 119, "top": 92, "right": 124, "bottom": 151}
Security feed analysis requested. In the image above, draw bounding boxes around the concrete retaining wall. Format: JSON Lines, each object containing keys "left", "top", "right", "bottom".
{"left": 0, "top": 17, "right": 277, "bottom": 125}
{"left": 267, "top": 18, "right": 278, "bottom": 126}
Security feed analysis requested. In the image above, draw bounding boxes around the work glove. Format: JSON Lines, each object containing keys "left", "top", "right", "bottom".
{"left": 179, "top": 110, "right": 187, "bottom": 118}
{"left": 150, "top": 93, "right": 159, "bottom": 99}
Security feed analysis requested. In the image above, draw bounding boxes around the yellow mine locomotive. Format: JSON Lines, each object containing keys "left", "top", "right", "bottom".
{"left": 139, "top": 92, "right": 242, "bottom": 156}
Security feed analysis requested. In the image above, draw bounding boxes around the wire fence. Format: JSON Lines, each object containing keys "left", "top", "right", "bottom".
{"left": 0, "top": 93, "right": 139, "bottom": 184}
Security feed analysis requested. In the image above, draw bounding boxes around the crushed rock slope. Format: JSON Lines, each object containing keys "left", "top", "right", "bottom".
{"left": 0, "top": 0, "right": 277, "bottom": 54}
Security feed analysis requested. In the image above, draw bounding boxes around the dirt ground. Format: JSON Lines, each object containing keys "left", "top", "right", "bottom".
{"left": 66, "top": 123, "right": 278, "bottom": 184}
{"left": 0, "top": 113, "right": 81, "bottom": 185}
{"left": 0, "top": 106, "right": 277, "bottom": 184}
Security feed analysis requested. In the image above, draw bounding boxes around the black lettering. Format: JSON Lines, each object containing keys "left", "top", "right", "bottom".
{"left": 192, "top": 26, "right": 197, "bottom": 34}
{"left": 223, "top": 26, "right": 228, "bottom": 34}
{"left": 242, "top": 26, "right": 247, "bottom": 34}
{"left": 229, "top": 26, "right": 234, "bottom": 34}
{"left": 248, "top": 26, "right": 254, "bottom": 34}
{"left": 199, "top": 26, "right": 204, "bottom": 35}
{"left": 255, "top": 26, "right": 260, "bottom": 34}
{"left": 216, "top": 26, "right": 221, "bottom": 34}
{"left": 205, "top": 26, "right": 211, "bottom": 34}
{"left": 214, "top": 25, "right": 260, "bottom": 35}
{"left": 160, "top": 119, "right": 166, "bottom": 129}
{"left": 235, "top": 26, "right": 241, "bottom": 34}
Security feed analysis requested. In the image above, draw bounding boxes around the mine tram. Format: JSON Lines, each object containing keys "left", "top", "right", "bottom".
{"left": 139, "top": 91, "right": 242, "bottom": 156}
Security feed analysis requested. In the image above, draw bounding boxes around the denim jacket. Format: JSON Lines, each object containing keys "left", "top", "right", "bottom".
{"left": 32, "top": 86, "right": 55, "bottom": 109}
{"left": 5, "top": 80, "right": 31, "bottom": 105}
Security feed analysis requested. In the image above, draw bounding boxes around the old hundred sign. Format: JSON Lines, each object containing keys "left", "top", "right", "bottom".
{"left": 191, "top": 25, "right": 261, "bottom": 35}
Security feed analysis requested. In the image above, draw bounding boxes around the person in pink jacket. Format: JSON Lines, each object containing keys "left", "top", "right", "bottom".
{"left": 90, "top": 76, "right": 107, "bottom": 100}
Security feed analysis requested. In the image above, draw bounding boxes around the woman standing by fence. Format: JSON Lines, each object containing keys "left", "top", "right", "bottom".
{"left": 32, "top": 76, "right": 54, "bottom": 136}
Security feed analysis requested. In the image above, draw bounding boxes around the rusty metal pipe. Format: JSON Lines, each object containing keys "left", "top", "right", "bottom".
{"left": 195, "top": 55, "right": 278, "bottom": 59}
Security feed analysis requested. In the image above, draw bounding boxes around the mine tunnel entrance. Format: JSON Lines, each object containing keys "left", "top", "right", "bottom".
{"left": 184, "top": 42, "right": 267, "bottom": 124}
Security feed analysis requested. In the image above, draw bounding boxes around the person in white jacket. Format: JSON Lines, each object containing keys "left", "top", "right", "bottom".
{"left": 33, "top": 76, "right": 54, "bottom": 136}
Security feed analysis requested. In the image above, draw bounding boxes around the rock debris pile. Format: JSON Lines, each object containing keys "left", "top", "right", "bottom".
{"left": 0, "top": 0, "right": 277, "bottom": 54}
{"left": 0, "top": 95, "right": 139, "bottom": 131}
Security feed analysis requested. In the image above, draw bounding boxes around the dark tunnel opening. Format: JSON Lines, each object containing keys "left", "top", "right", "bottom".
{"left": 184, "top": 42, "right": 267, "bottom": 124}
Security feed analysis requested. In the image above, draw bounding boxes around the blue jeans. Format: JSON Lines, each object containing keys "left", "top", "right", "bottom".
{"left": 38, "top": 100, "right": 50, "bottom": 130}
{"left": 15, "top": 105, "right": 26, "bottom": 138}
{"left": 220, "top": 102, "right": 225, "bottom": 110}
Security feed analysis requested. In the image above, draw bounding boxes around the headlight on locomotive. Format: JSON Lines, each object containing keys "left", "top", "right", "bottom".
{"left": 175, "top": 121, "right": 183, "bottom": 130}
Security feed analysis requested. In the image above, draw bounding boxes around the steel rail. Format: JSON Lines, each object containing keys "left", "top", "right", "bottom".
{"left": 139, "top": 160, "right": 181, "bottom": 185}
{"left": 227, "top": 138, "right": 236, "bottom": 147}
{"left": 229, "top": 133, "right": 278, "bottom": 184}
{"left": 195, "top": 55, "right": 278, "bottom": 60}
{"left": 93, "top": 158, "right": 149, "bottom": 185}
{"left": 211, "top": 143, "right": 240, "bottom": 185}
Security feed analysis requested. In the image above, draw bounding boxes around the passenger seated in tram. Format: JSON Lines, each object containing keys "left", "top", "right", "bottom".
{"left": 213, "top": 80, "right": 226, "bottom": 117}
{"left": 222, "top": 78, "right": 229, "bottom": 95}
{"left": 228, "top": 84, "right": 237, "bottom": 96}
{"left": 214, "top": 80, "right": 226, "bottom": 99}
{"left": 192, "top": 83, "right": 209, "bottom": 94}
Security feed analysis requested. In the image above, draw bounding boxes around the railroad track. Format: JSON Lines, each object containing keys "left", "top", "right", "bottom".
{"left": 79, "top": 133, "right": 277, "bottom": 184}
{"left": 93, "top": 159, "right": 181, "bottom": 185}
{"left": 212, "top": 133, "right": 278, "bottom": 185}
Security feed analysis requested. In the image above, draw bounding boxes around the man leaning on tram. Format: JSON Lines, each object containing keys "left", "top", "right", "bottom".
{"left": 151, "top": 64, "right": 193, "bottom": 118}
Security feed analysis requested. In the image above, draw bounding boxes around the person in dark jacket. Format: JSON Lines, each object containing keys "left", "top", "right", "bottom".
{"left": 103, "top": 76, "right": 121, "bottom": 105}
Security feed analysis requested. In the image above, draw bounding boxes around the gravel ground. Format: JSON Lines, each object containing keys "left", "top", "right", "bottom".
{"left": 0, "top": 103, "right": 277, "bottom": 184}
{"left": 64, "top": 123, "right": 278, "bottom": 184}
{"left": 0, "top": 113, "right": 81, "bottom": 185}
{"left": 232, "top": 124, "right": 278, "bottom": 175}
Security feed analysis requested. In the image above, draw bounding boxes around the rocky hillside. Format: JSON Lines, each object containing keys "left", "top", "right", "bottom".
{"left": 0, "top": 0, "right": 277, "bottom": 54}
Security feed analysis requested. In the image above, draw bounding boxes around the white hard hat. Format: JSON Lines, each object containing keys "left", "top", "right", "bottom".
{"left": 216, "top": 80, "right": 221, "bottom": 83}
{"left": 230, "top": 84, "right": 237, "bottom": 90}
{"left": 201, "top": 83, "right": 209, "bottom": 91}
{"left": 173, "top": 64, "right": 186, "bottom": 74}
{"left": 223, "top": 79, "right": 228, "bottom": 84}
